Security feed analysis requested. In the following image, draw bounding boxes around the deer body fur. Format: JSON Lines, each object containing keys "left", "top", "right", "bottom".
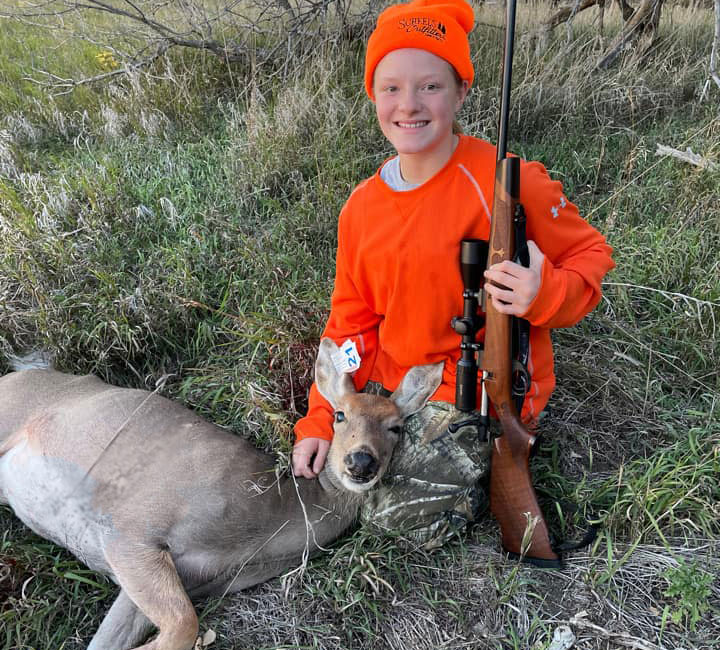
{"left": 0, "top": 339, "right": 443, "bottom": 650}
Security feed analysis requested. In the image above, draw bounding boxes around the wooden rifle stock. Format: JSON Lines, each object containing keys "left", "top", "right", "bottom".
{"left": 484, "top": 158, "right": 561, "bottom": 566}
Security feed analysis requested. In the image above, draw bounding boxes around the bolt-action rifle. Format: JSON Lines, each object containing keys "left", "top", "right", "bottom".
{"left": 451, "top": 0, "right": 561, "bottom": 566}
{"left": 485, "top": 0, "right": 561, "bottom": 567}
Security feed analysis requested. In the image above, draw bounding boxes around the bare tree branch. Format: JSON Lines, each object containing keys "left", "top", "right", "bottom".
{"left": 533, "top": 0, "right": 606, "bottom": 54}
{"left": 616, "top": 0, "right": 635, "bottom": 21}
{"left": 538, "top": 0, "right": 600, "bottom": 45}
{"left": 3, "top": 0, "right": 376, "bottom": 93}
{"left": 596, "top": 0, "right": 664, "bottom": 69}
{"left": 543, "top": 0, "right": 601, "bottom": 33}
{"left": 534, "top": 0, "right": 667, "bottom": 70}
{"left": 22, "top": 43, "right": 169, "bottom": 95}
{"left": 655, "top": 144, "right": 718, "bottom": 171}
{"left": 703, "top": 0, "right": 720, "bottom": 99}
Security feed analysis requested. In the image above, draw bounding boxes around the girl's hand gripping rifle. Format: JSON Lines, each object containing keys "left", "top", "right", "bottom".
{"left": 453, "top": 0, "right": 561, "bottom": 566}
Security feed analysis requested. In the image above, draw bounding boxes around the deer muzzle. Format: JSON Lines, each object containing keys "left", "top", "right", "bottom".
{"left": 343, "top": 449, "right": 379, "bottom": 483}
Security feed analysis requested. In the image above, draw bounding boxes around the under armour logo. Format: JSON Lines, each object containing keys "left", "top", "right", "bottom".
{"left": 550, "top": 195, "right": 567, "bottom": 219}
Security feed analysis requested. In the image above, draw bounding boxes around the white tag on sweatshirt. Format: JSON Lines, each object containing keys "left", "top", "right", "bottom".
{"left": 332, "top": 339, "right": 360, "bottom": 374}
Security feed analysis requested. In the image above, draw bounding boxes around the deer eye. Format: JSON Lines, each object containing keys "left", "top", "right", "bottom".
{"left": 388, "top": 425, "right": 401, "bottom": 434}
{"left": 334, "top": 411, "right": 346, "bottom": 423}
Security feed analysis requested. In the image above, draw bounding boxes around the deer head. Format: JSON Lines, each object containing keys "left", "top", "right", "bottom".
{"left": 314, "top": 338, "right": 444, "bottom": 493}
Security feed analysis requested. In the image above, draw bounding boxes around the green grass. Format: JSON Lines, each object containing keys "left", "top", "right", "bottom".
{"left": 1, "top": 1, "right": 719, "bottom": 648}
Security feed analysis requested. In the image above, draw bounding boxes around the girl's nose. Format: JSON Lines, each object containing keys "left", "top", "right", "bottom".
{"left": 398, "top": 88, "right": 421, "bottom": 113}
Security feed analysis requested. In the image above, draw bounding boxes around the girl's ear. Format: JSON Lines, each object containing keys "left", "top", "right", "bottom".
{"left": 456, "top": 79, "right": 470, "bottom": 110}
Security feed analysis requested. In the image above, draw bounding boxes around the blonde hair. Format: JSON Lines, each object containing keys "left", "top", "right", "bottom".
{"left": 452, "top": 68, "right": 464, "bottom": 135}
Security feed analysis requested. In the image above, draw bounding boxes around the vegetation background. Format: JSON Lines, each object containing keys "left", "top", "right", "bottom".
{"left": 0, "top": 0, "right": 718, "bottom": 648}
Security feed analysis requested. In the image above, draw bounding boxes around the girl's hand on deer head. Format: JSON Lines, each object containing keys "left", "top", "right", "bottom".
{"left": 483, "top": 240, "right": 544, "bottom": 317}
{"left": 292, "top": 437, "right": 331, "bottom": 479}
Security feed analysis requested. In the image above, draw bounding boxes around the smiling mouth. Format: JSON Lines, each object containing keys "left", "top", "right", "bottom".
{"left": 395, "top": 121, "right": 429, "bottom": 129}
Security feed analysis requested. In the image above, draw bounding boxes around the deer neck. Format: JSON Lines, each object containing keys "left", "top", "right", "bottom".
{"left": 291, "top": 464, "right": 365, "bottom": 520}
{"left": 275, "top": 464, "right": 365, "bottom": 540}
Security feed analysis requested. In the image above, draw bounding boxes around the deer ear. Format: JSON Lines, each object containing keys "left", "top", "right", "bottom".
{"left": 314, "top": 338, "right": 355, "bottom": 410}
{"left": 390, "top": 361, "right": 444, "bottom": 418}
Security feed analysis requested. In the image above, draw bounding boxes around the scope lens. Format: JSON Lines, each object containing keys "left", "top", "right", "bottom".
{"left": 459, "top": 239, "right": 488, "bottom": 291}
{"left": 460, "top": 239, "right": 489, "bottom": 266}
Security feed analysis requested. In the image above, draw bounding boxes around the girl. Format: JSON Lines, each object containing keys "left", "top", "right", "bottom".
{"left": 292, "top": 0, "right": 614, "bottom": 544}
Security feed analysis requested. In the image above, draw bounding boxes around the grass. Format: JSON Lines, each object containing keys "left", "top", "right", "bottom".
{"left": 1, "top": 1, "right": 719, "bottom": 648}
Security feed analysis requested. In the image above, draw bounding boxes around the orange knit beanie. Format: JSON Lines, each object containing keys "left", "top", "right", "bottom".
{"left": 364, "top": 0, "right": 475, "bottom": 100}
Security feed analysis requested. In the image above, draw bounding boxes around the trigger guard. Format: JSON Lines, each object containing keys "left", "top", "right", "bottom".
{"left": 511, "top": 359, "right": 530, "bottom": 397}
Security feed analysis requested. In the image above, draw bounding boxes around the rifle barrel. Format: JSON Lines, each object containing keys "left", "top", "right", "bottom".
{"left": 496, "top": 0, "right": 517, "bottom": 163}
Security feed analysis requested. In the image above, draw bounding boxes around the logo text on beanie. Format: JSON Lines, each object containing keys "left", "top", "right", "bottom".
{"left": 397, "top": 16, "right": 447, "bottom": 42}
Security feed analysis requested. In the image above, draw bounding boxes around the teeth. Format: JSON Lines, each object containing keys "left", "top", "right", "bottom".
{"left": 397, "top": 121, "right": 428, "bottom": 129}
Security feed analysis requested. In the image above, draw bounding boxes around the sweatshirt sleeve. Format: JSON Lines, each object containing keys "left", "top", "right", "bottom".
{"left": 294, "top": 203, "right": 382, "bottom": 443}
{"left": 519, "top": 161, "right": 615, "bottom": 328}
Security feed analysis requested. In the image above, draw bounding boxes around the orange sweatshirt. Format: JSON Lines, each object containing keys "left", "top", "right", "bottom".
{"left": 294, "top": 135, "right": 615, "bottom": 442}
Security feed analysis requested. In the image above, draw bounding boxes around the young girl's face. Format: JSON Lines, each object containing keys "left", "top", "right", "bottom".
{"left": 373, "top": 48, "right": 468, "bottom": 158}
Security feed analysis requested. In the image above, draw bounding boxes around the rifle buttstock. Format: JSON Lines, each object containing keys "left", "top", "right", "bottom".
{"left": 489, "top": 413, "right": 560, "bottom": 565}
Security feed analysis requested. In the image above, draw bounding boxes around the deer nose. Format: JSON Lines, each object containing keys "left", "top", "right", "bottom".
{"left": 344, "top": 450, "right": 379, "bottom": 481}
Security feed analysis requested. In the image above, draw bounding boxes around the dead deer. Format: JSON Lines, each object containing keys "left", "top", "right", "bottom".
{"left": 0, "top": 338, "right": 443, "bottom": 650}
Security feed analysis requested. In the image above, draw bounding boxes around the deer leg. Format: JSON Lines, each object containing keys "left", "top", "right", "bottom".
{"left": 88, "top": 589, "right": 154, "bottom": 650}
{"left": 104, "top": 543, "right": 198, "bottom": 650}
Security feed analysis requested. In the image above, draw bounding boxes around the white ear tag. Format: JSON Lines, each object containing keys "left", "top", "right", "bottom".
{"left": 331, "top": 339, "right": 361, "bottom": 374}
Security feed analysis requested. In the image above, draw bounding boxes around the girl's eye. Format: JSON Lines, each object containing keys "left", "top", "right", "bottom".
{"left": 389, "top": 425, "right": 401, "bottom": 434}
{"left": 334, "top": 411, "right": 346, "bottom": 423}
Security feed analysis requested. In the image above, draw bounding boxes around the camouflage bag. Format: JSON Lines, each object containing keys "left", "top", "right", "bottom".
{"left": 360, "top": 383, "right": 491, "bottom": 549}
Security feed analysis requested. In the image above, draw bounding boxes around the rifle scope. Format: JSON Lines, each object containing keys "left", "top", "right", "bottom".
{"left": 451, "top": 238, "right": 489, "bottom": 412}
